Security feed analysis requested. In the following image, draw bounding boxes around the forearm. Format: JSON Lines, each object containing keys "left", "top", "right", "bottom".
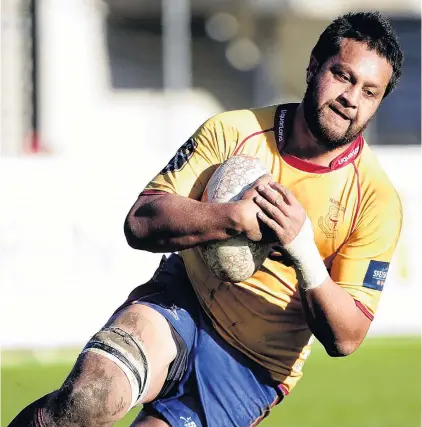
{"left": 253, "top": 184, "right": 372, "bottom": 356}
{"left": 124, "top": 194, "right": 240, "bottom": 252}
{"left": 283, "top": 218, "right": 370, "bottom": 356}
{"left": 299, "top": 277, "right": 369, "bottom": 356}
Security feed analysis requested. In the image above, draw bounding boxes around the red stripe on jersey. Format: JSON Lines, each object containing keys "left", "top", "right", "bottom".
{"left": 329, "top": 158, "right": 362, "bottom": 262}
{"left": 281, "top": 134, "right": 364, "bottom": 174}
{"left": 349, "top": 162, "right": 362, "bottom": 236}
{"left": 330, "top": 134, "right": 364, "bottom": 169}
{"left": 355, "top": 300, "right": 374, "bottom": 320}
{"left": 278, "top": 384, "right": 289, "bottom": 396}
{"left": 233, "top": 128, "right": 274, "bottom": 155}
{"left": 281, "top": 154, "right": 334, "bottom": 173}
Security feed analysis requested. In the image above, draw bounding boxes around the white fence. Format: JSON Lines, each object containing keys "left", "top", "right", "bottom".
{"left": 0, "top": 146, "right": 420, "bottom": 348}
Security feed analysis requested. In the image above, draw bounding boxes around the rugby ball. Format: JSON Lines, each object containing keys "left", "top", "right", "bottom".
{"left": 199, "top": 156, "right": 272, "bottom": 282}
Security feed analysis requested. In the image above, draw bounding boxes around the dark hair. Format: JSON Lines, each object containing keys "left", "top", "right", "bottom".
{"left": 311, "top": 11, "right": 404, "bottom": 97}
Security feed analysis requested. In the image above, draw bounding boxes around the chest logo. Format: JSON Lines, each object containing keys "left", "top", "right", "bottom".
{"left": 318, "top": 199, "right": 345, "bottom": 238}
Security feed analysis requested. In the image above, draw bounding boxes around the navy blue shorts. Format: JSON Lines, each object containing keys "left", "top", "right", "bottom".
{"left": 117, "top": 254, "right": 284, "bottom": 427}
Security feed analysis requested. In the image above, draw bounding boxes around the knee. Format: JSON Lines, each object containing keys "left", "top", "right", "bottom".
{"left": 48, "top": 352, "right": 131, "bottom": 427}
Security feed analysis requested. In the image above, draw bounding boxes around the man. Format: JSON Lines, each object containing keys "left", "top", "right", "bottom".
{"left": 10, "top": 11, "right": 404, "bottom": 427}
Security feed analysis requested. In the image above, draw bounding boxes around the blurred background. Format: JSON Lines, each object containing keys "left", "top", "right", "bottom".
{"left": 1, "top": 1, "right": 420, "bottom": 426}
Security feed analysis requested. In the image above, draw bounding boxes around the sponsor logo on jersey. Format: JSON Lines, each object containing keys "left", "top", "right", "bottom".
{"left": 363, "top": 260, "right": 390, "bottom": 291}
{"left": 161, "top": 138, "right": 198, "bottom": 174}
{"left": 277, "top": 109, "right": 287, "bottom": 146}
{"left": 331, "top": 144, "right": 361, "bottom": 169}
{"left": 337, "top": 146, "right": 360, "bottom": 165}
{"left": 274, "top": 104, "right": 296, "bottom": 149}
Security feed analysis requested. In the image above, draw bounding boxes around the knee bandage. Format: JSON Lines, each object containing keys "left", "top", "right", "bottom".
{"left": 82, "top": 327, "right": 151, "bottom": 409}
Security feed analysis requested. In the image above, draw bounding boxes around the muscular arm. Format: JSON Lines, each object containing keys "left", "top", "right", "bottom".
{"left": 124, "top": 194, "right": 238, "bottom": 252}
{"left": 255, "top": 182, "right": 371, "bottom": 357}
{"left": 299, "top": 278, "right": 371, "bottom": 357}
{"left": 124, "top": 193, "right": 263, "bottom": 253}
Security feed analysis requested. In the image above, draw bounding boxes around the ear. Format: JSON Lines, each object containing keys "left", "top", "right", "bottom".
{"left": 306, "top": 56, "right": 319, "bottom": 84}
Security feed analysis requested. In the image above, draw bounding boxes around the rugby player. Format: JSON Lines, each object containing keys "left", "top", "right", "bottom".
{"left": 10, "top": 11, "right": 404, "bottom": 427}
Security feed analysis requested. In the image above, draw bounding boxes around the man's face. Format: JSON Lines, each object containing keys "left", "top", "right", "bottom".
{"left": 303, "top": 39, "right": 393, "bottom": 149}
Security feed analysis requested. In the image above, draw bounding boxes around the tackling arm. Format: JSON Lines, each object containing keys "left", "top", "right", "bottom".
{"left": 125, "top": 113, "right": 269, "bottom": 253}
{"left": 124, "top": 191, "right": 264, "bottom": 253}
{"left": 124, "top": 193, "right": 239, "bottom": 252}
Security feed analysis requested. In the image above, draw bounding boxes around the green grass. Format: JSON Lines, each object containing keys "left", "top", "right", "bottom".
{"left": 2, "top": 336, "right": 420, "bottom": 427}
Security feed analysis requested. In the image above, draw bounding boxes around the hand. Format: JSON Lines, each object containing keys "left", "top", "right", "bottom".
{"left": 255, "top": 183, "right": 328, "bottom": 290}
{"left": 234, "top": 198, "right": 264, "bottom": 241}
{"left": 254, "top": 182, "right": 307, "bottom": 246}
{"left": 240, "top": 174, "right": 274, "bottom": 201}
{"left": 232, "top": 174, "right": 276, "bottom": 242}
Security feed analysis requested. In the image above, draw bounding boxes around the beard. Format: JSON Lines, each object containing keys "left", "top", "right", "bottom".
{"left": 303, "top": 76, "right": 371, "bottom": 150}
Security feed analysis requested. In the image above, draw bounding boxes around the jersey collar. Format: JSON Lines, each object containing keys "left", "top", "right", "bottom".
{"left": 274, "top": 103, "right": 364, "bottom": 174}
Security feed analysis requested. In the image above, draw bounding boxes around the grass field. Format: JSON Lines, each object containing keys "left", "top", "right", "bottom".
{"left": 2, "top": 336, "right": 420, "bottom": 427}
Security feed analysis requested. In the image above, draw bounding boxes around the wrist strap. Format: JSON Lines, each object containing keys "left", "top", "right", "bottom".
{"left": 284, "top": 217, "right": 329, "bottom": 290}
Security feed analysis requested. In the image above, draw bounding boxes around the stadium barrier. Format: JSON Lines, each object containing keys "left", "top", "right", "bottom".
{"left": 0, "top": 146, "right": 420, "bottom": 348}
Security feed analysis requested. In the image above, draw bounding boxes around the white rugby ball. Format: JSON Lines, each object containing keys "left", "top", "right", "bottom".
{"left": 199, "top": 155, "right": 272, "bottom": 282}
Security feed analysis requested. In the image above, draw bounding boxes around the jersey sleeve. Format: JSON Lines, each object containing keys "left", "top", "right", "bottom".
{"left": 330, "top": 190, "right": 403, "bottom": 320}
{"left": 142, "top": 114, "right": 240, "bottom": 200}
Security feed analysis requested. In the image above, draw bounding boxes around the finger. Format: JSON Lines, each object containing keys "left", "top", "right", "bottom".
{"left": 242, "top": 175, "right": 274, "bottom": 200}
{"left": 268, "top": 246, "right": 295, "bottom": 265}
{"left": 257, "top": 184, "right": 280, "bottom": 204}
{"left": 257, "top": 211, "right": 282, "bottom": 234}
{"left": 253, "top": 175, "right": 274, "bottom": 189}
{"left": 268, "top": 250, "right": 284, "bottom": 261}
{"left": 268, "top": 182, "right": 296, "bottom": 205}
{"left": 257, "top": 173, "right": 274, "bottom": 183}
{"left": 255, "top": 196, "right": 287, "bottom": 225}
{"left": 256, "top": 186, "right": 290, "bottom": 216}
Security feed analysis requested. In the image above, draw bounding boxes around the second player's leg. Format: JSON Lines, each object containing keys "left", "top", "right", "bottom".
{"left": 9, "top": 303, "right": 177, "bottom": 427}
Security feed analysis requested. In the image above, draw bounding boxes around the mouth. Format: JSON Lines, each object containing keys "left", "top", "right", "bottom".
{"left": 329, "top": 106, "right": 352, "bottom": 121}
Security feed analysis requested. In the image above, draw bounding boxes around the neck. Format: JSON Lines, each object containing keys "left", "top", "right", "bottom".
{"left": 283, "top": 102, "right": 353, "bottom": 167}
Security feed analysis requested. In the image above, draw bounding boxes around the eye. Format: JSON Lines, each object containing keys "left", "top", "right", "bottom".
{"left": 335, "top": 71, "right": 350, "bottom": 82}
{"left": 363, "top": 89, "right": 375, "bottom": 98}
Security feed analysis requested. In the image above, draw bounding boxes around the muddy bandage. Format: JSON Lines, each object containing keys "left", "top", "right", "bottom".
{"left": 82, "top": 327, "right": 150, "bottom": 409}
{"left": 284, "top": 217, "right": 329, "bottom": 290}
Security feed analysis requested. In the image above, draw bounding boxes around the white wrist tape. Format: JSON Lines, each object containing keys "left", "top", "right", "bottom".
{"left": 283, "top": 217, "right": 329, "bottom": 290}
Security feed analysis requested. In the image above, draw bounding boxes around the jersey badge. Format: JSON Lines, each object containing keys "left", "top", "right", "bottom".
{"left": 318, "top": 199, "right": 345, "bottom": 238}
{"left": 363, "top": 260, "right": 389, "bottom": 291}
{"left": 161, "top": 138, "right": 198, "bottom": 174}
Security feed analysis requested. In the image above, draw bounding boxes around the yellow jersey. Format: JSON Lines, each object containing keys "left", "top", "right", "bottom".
{"left": 142, "top": 103, "right": 403, "bottom": 394}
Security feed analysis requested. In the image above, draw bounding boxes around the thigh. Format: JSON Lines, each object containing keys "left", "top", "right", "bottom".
{"left": 48, "top": 301, "right": 179, "bottom": 417}
{"left": 110, "top": 254, "right": 199, "bottom": 402}
{"left": 193, "top": 318, "right": 284, "bottom": 426}
{"left": 105, "top": 303, "right": 178, "bottom": 402}
{"left": 146, "top": 313, "right": 284, "bottom": 427}
{"left": 31, "top": 302, "right": 177, "bottom": 425}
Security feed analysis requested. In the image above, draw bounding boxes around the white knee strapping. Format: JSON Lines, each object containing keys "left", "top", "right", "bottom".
{"left": 82, "top": 327, "right": 151, "bottom": 410}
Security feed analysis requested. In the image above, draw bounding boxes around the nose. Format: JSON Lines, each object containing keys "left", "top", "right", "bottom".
{"left": 339, "top": 86, "right": 360, "bottom": 109}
